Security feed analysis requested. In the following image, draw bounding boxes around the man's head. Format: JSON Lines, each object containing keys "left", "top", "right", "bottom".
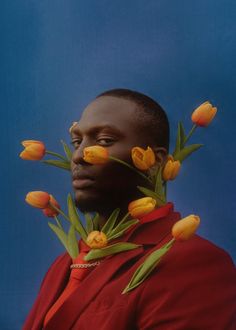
{"left": 70, "top": 88, "right": 169, "bottom": 216}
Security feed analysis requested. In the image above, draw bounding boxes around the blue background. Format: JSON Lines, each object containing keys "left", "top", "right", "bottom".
{"left": 1, "top": 1, "right": 235, "bottom": 329}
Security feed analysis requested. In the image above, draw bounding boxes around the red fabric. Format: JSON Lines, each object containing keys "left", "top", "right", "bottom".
{"left": 23, "top": 204, "right": 236, "bottom": 330}
{"left": 43, "top": 241, "right": 91, "bottom": 327}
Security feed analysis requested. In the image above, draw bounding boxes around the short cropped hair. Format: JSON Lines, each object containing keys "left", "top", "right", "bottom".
{"left": 96, "top": 88, "right": 169, "bottom": 152}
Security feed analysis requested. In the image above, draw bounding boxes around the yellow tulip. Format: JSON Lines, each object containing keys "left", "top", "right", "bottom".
{"left": 83, "top": 146, "right": 109, "bottom": 164}
{"left": 162, "top": 155, "right": 181, "bottom": 181}
{"left": 20, "top": 140, "right": 46, "bottom": 160}
{"left": 42, "top": 195, "right": 60, "bottom": 217}
{"left": 25, "top": 191, "right": 50, "bottom": 209}
{"left": 191, "top": 101, "right": 217, "bottom": 127}
{"left": 131, "top": 146, "right": 155, "bottom": 170}
{"left": 128, "top": 197, "right": 156, "bottom": 218}
{"left": 86, "top": 231, "right": 108, "bottom": 249}
{"left": 172, "top": 215, "right": 200, "bottom": 241}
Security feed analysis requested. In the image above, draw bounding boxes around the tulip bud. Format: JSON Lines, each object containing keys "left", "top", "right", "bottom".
{"left": 25, "top": 191, "right": 50, "bottom": 209}
{"left": 131, "top": 146, "right": 155, "bottom": 171}
{"left": 42, "top": 195, "right": 60, "bottom": 217}
{"left": 20, "top": 140, "right": 46, "bottom": 160}
{"left": 191, "top": 101, "right": 217, "bottom": 127}
{"left": 162, "top": 155, "right": 181, "bottom": 181}
{"left": 86, "top": 231, "right": 108, "bottom": 249}
{"left": 172, "top": 215, "right": 200, "bottom": 241}
{"left": 83, "top": 146, "right": 109, "bottom": 165}
{"left": 128, "top": 197, "right": 156, "bottom": 218}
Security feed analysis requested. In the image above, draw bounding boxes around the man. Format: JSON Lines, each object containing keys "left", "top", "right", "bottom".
{"left": 23, "top": 89, "right": 236, "bottom": 329}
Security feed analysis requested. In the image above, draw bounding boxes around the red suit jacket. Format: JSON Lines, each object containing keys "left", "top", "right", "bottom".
{"left": 23, "top": 203, "right": 236, "bottom": 329}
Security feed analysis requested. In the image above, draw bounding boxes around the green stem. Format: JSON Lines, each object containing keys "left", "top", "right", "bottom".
{"left": 109, "top": 156, "right": 153, "bottom": 185}
{"left": 54, "top": 215, "right": 63, "bottom": 229}
{"left": 45, "top": 150, "right": 68, "bottom": 161}
{"left": 166, "top": 238, "right": 175, "bottom": 248}
{"left": 49, "top": 202, "right": 71, "bottom": 222}
{"left": 183, "top": 124, "right": 197, "bottom": 146}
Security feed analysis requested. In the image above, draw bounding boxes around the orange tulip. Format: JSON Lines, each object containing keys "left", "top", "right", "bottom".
{"left": 86, "top": 231, "right": 108, "bottom": 249}
{"left": 162, "top": 155, "right": 181, "bottom": 181}
{"left": 42, "top": 195, "right": 60, "bottom": 217}
{"left": 131, "top": 146, "right": 155, "bottom": 170}
{"left": 83, "top": 146, "right": 109, "bottom": 164}
{"left": 20, "top": 140, "right": 46, "bottom": 160}
{"left": 25, "top": 191, "right": 50, "bottom": 209}
{"left": 191, "top": 101, "right": 217, "bottom": 127}
{"left": 128, "top": 197, "right": 156, "bottom": 218}
{"left": 172, "top": 215, "right": 200, "bottom": 241}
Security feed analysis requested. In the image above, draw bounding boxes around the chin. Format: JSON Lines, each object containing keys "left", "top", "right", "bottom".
{"left": 74, "top": 189, "right": 106, "bottom": 213}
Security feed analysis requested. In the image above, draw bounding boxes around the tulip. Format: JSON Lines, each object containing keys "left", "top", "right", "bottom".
{"left": 172, "top": 215, "right": 200, "bottom": 241}
{"left": 20, "top": 140, "right": 46, "bottom": 160}
{"left": 131, "top": 146, "right": 155, "bottom": 171}
{"left": 86, "top": 231, "right": 108, "bottom": 249}
{"left": 162, "top": 155, "right": 181, "bottom": 181}
{"left": 42, "top": 195, "right": 60, "bottom": 217}
{"left": 191, "top": 101, "right": 217, "bottom": 127}
{"left": 25, "top": 191, "right": 50, "bottom": 209}
{"left": 128, "top": 197, "right": 156, "bottom": 218}
{"left": 83, "top": 146, "right": 109, "bottom": 164}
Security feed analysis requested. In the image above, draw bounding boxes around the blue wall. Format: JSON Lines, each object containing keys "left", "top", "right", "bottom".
{"left": 1, "top": 1, "right": 235, "bottom": 328}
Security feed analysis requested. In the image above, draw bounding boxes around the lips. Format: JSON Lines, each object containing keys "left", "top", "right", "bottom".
{"left": 72, "top": 171, "right": 95, "bottom": 189}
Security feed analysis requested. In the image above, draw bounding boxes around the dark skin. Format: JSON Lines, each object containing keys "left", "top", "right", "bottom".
{"left": 70, "top": 96, "right": 167, "bottom": 228}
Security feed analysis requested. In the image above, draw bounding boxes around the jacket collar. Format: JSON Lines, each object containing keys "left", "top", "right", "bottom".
{"left": 123, "top": 202, "right": 181, "bottom": 245}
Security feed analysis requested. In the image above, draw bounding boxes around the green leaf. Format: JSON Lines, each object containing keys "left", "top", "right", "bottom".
{"left": 42, "top": 159, "right": 71, "bottom": 171}
{"left": 84, "top": 213, "right": 94, "bottom": 233}
{"left": 67, "top": 225, "right": 79, "bottom": 259}
{"left": 45, "top": 150, "right": 68, "bottom": 161}
{"left": 137, "top": 186, "right": 165, "bottom": 206}
{"left": 67, "top": 194, "right": 87, "bottom": 241}
{"left": 179, "top": 122, "right": 186, "bottom": 149}
{"left": 122, "top": 239, "right": 174, "bottom": 294}
{"left": 174, "top": 144, "right": 203, "bottom": 162}
{"left": 84, "top": 242, "right": 141, "bottom": 261}
{"left": 154, "top": 167, "right": 164, "bottom": 196}
{"left": 108, "top": 219, "right": 139, "bottom": 241}
{"left": 61, "top": 140, "right": 73, "bottom": 161}
{"left": 92, "top": 213, "right": 100, "bottom": 230}
{"left": 101, "top": 208, "right": 120, "bottom": 235}
{"left": 48, "top": 222, "right": 68, "bottom": 251}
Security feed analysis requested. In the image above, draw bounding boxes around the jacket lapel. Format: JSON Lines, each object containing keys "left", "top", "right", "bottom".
{"left": 29, "top": 254, "right": 71, "bottom": 330}
{"left": 43, "top": 245, "right": 144, "bottom": 329}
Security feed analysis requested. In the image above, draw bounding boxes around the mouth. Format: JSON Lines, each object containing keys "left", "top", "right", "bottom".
{"left": 72, "top": 172, "right": 95, "bottom": 189}
{"left": 72, "top": 178, "right": 95, "bottom": 189}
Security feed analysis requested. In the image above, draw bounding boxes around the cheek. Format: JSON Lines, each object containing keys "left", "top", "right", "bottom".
{"left": 95, "top": 161, "right": 138, "bottom": 192}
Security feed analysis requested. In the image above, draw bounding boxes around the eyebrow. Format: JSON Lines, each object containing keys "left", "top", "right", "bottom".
{"left": 70, "top": 124, "right": 124, "bottom": 137}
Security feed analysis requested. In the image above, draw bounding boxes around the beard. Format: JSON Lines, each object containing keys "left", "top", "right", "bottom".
{"left": 73, "top": 184, "right": 142, "bottom": 216}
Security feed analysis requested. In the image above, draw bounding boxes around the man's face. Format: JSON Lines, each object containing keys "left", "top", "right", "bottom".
{"left": 70, "top": 96, "right": 155, "bottom": 214}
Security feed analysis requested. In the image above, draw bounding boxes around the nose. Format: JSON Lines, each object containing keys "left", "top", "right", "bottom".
{"left": 71, "top": 140, "right": 90, "bottom": 165}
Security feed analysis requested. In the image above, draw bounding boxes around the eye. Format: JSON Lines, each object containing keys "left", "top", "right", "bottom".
{"left": 70, "top": 138, "right": 82, "bottom": 149}
{"left": 97, "top": 137, "right": 115, "bottom": 146}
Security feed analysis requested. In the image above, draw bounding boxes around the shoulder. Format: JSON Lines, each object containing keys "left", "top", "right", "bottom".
{"left": 145, "top": 234, "right": 236, "bottom": 287}
{"left": 135, "top": 236, "right": 236, "bottom": 329}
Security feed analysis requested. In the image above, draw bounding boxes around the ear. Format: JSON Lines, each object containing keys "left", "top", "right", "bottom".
{"left": 152, "top": 147, "right": 168, "bottom": 167}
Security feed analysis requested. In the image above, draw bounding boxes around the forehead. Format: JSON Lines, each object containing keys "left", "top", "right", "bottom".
{"left": 77, "top": 96, "right": 139, "bottom": 132}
